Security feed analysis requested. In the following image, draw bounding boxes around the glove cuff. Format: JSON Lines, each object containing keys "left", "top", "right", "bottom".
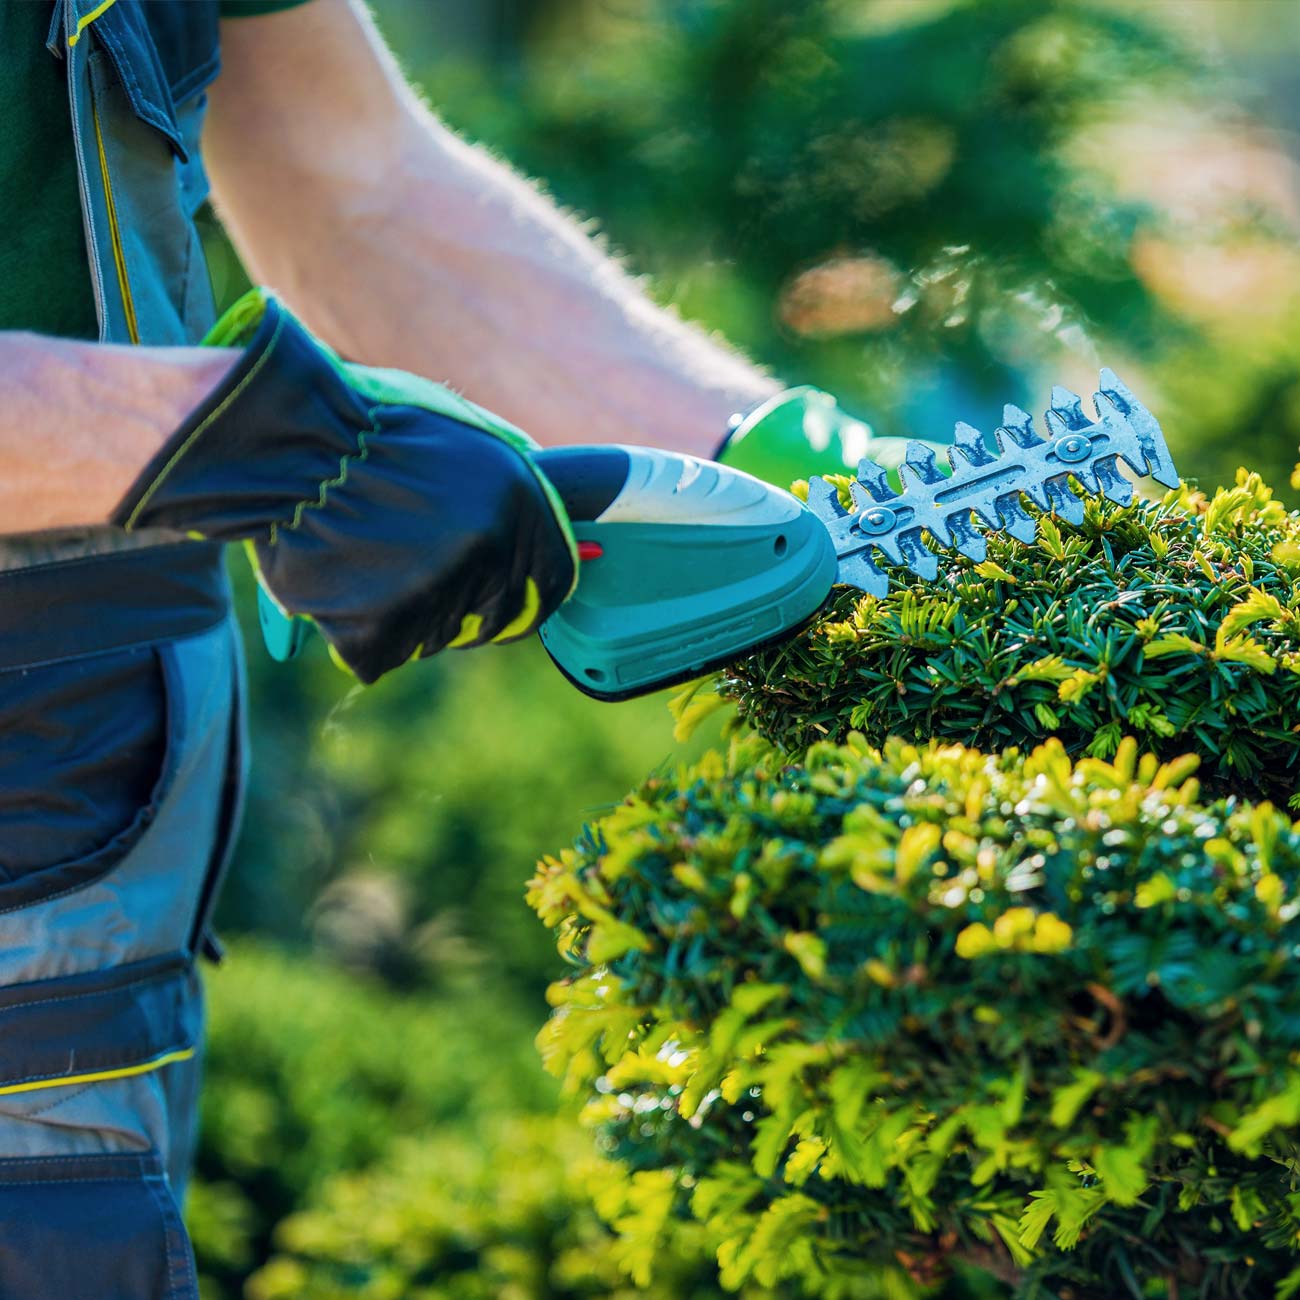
{"left": 110, "top": 291, "right": 372, "bottom": 539}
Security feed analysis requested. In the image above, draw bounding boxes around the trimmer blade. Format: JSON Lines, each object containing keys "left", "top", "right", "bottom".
{"left": 805, "top": 371, "right": 1179, "bottom": 592}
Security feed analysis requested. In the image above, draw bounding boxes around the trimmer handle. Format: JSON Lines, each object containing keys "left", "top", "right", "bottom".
{"left": 533, "top": 446, "right": 633, "bottom": 524}
{"left": 256, "top": 442, "right": 833, "bottom": 697}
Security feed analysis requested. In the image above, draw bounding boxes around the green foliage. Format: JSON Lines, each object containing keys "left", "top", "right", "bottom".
{"left": 530, "top": 733, "right": 1300, "bottom": 1298}
{"left": 194, "top": 1, "right": 1300, "bottom": 1291}
{"left": 220, "top": 562, "right": 719, "bottom": 993}
{"left": 405, "top": 0, "right": 1195, "bottom": 415}
{"left": 192, "top": 943, "right": 800, "bottom": 1300}
{"left": 244, "top": 1117, "right": 750, "bottom": 1300}
{"left": 189, "top": 942, "right": 554, "bottom": 1297}
{"left": 724, "top": 474, "right": 1300, "bottom": 804}
{"left": 370, "top": 0, "right": 1300, "bottom": 495}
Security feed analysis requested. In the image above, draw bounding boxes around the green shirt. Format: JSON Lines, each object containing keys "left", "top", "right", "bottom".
{"left": 0, "top": 0, "right": 311, "bottom": 341}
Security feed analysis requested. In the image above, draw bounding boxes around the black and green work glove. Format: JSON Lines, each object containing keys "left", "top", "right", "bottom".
{"left": 111, "top": 289, "right": 578, "bottom": 684}
{"left": 717, "top": 386, "right": 913, "bottom": 490}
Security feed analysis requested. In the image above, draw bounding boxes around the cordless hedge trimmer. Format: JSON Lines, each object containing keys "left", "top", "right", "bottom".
{"left": 259, "top": 369, "right": 1178, "bottom": 701}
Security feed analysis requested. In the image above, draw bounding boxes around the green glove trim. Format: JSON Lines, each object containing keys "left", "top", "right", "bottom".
{"left": 342, "top": 363, "right": 579, "bottom": 601}
{"left": 207, "top": 289, "right": 579, "bottom": 606}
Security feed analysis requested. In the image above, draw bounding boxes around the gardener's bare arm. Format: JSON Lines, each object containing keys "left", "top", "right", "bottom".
{"left": 0, "top": 335, "right": 235, "bottom": 532}
{"left": 204, "top": 0, "right": 777, "bottom": 455}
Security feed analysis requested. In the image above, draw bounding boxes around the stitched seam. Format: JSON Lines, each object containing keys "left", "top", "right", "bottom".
{"left": 144, "top": 1172, "right": 193, "bottom": 1298}
{"left": 170, "top": 53, "right": 221, "bottom": 105}
{"left": 0, "top": 1153, "right": 144, "bottom": 1168}
{"left": 125, "top": 315, "right": 286, "bottom": 529}
{"left": 0, "top": 612, "right": 225, "bottom": 681}
{"left": 21, "top": 1082, "right": 94, "bottom": 1118}
{"left": 0, "top": 541, "right": 214, "bottom": 585}
{"left": 94, "top": 25, "right": 179, "bottom": 146}
{"left": 66, "top": 0, "right": 117, "bottom": 46}
{"left": 0, "top": 970, "right": 179, "bottom": 1016}
{"left": 269, "top": 406, "right": 379, "bottom": 546}
{"left": 0, "top": 1175, "right": 154, "bottom": 1186}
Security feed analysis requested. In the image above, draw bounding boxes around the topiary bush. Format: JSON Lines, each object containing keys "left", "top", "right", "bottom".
{"left": 723, "top": 475, "right": 1300, "bottom": 805}
{"left": 529, "top": 471, "right": 1300, "bottom": 1299}
{"left": 530, "top": 734, "right": 1300, "bottom": 1299}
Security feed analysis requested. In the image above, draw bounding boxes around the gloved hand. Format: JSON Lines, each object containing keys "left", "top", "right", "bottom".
{"left": 716, "top": 386, "right": 913, "bottom": 490}
{"left": 111, "top": 289, "right": 577, "bottom": 684}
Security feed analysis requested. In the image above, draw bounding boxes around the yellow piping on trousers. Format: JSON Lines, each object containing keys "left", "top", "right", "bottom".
{"left": 0, "top": 1047, "right": 195, "bottom": 1097}
{"left": 91, "top": 95, "right": 140, "bottom": 344}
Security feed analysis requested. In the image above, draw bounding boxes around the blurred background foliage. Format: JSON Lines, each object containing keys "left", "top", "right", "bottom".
{"left": 193, "top": 0, "right": 1300, "bottom": 1294}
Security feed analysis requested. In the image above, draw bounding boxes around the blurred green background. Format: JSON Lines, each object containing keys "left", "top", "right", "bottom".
{"left": 190, "top": 1, "right": 1300, "bottom": 1295}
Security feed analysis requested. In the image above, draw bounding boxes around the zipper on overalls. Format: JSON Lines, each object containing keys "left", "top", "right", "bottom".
{"left": 64, "top": 0, "right": 139, "bottom": 344}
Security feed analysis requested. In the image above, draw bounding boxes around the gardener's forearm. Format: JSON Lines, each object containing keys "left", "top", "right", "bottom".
{"left": 205, "top": 0, "right": 777, "bottom": 455}
{"left": 0, "top": 334, "right": 235, "bottom": 533}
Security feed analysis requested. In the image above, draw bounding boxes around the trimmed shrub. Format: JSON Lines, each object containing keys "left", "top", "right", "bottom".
{"left": 530, "top": 731, "right": 1300, "bottom": 1300}
{"left": 721, "top": 476, "right": 1300, "bottom": 805}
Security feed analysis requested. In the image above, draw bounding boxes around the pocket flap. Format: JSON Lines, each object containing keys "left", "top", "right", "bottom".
{"left": 79, "top": 1, "right": 188, "bottom": 160}
{"left": 0, "top": 956, "right": 199, "bottom": 1097}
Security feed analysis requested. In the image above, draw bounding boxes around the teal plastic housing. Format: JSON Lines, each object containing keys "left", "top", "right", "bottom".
{"left": 258, "top": 586, "right": 309, "bottom": 662}
{"left": 538, "top": 508, "right": 837, "bottom": 700}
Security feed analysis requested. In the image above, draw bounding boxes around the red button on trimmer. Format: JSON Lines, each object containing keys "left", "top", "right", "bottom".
{"left": 578, "top": 542, "right": 604, "bottom": 561}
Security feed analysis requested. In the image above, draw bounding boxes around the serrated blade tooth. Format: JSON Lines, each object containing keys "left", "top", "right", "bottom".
{"left": 1095, "top": 457, "right": 1135, "bottom": 506}
{"left": 1045, "top": 477, "right": 1086, "bottom": 526}
{"left": 923, "top": 514, "right": 954, "bottom": 547}
{"left": 899, "top": 534, "right": 940, "bottom": 581}
{"left": 950, "top": 420, "right": 994, "bottom": 470}
{"left": 854, "top": 457, "right": 896, "bottom": 502}
{"left": 1043, "top": 408, "right": 1071, "bottom": 441}
{"left": 970, "top": 499, "right": 1001, "bottom": 530}
{"left": 1022, "top": 478, "right": 1052, "bottom": 511}
{"left": 1097, "top": 369, "right": 1179, "bottom": 488}
{"left": 895, "top": 460, "right": 935, "bottom": 496}
{"left": 903, "top": 441, "right": 946, "bottom": 484}
{"left": 997, "top": 496, "right": 1039, "bottom": 544}
{"left": 1093, "top": 390, "right": 1122, "bottom": 422}
{"left": 806, "top": 475, "right": 849, "bottom": 522}
{"left": 1003, "top": 402, "right": 1034, "bottom": 432}
{"left": 834, "top": 548, "right": 890, "bottom": 597}
{"left": 1067, "top": 463, "right": 1100, "bottom": 495}
{"left": 946, "top": 512, "right": 988, "bottom": 562}
{"left": 1091, "top": 392, "right": 1133, "bottom": 473}
{"left": 1050, "top": 386, "right": 1089, "bottom": 429}
{"left": 866, "top": 531, "right": 907, "bottom": 568}
{"left": 847, "top": 478, "right": 879, "bottom": 516}
{"left": 997, "top": 403, "right": 1041, "bottom": 450}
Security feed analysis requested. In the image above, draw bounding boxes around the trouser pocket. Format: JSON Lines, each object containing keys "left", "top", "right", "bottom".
{"left": 0, "top": 1150, "right": 198, "bottom": 1299}
{"left": 0, "top": 643, "right": 174, "bottom": 903}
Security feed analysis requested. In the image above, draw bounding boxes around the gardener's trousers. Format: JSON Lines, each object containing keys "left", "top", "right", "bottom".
{"left": 0, "top": 541, "right": 245, "bottom": 1299}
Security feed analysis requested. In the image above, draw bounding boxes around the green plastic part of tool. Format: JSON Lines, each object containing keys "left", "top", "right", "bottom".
{"left": 722, "top": 386, "right": 911, "bottom": 488}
